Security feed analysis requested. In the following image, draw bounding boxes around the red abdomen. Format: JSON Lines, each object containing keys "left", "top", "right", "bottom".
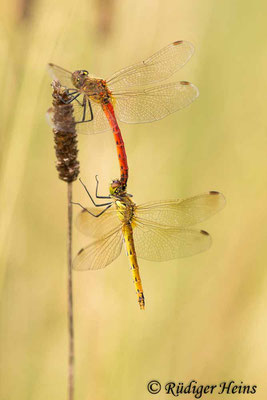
{"left": 102, "top": 102, "right": 129, "bottom": 188}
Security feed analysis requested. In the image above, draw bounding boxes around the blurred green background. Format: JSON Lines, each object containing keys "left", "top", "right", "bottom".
{"left": 0, "top": 0, "right": 267, "bottom": 399}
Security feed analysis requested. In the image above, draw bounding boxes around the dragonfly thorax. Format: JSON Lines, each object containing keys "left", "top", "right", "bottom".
{"left": 84, "top": 79, "right": 111, "bottom": 104}
{"left": 114, "top": 199, "right": 135, "bottom": 224}
{"left": 72, "top": 71, "right": 111, "bottom": 104}
{"left": 109, "top": 180, "right": 136, "bottom": 223}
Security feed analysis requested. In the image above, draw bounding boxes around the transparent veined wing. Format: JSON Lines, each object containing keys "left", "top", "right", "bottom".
{"left": 47, "top": 63, "right": 74, "bottom": 88}
{"left": 73, "top": 227, "right": 123, "bottom": 270}
{"left": 47, "top": 94, "right": 111, "bottom": 134}
{"left": 71, "top": 97, "right": 111, "bottom": 134}
{"left": 46, "top": 106, "right": 56, "bottom": 128}
{"left": 134, "top": 192, "right": 225, "bottom": 228}
{"left": 107, "top": 41, "right": 194, "bottom": 90}
{"left": 133, "top": 223, "right": 211, "bottom": 261}
{"left": 112, "top": 82, "right": 199, "bottom": 124}
{"left": 76, "top": 206, "right": 121, "bottom": 238}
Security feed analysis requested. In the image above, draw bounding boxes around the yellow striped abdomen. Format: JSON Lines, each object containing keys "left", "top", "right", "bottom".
{"left": 122, "top": 223, "right": 145, "bottom": 310}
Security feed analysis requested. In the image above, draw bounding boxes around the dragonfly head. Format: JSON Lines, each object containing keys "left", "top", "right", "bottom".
{"left": 109, "top": 180, "right": 126, "bottom": 197}
{"left": 71, "top": 70, "right": 89, "bottom": 89}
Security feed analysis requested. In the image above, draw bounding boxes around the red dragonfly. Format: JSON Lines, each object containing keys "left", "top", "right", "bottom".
{"left": 48, "top": 40, "right": 199, "bottom": 187}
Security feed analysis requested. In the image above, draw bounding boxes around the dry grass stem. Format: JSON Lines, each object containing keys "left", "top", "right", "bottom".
{"left": 48, "top": 80, "right": 79, "bottom": 400}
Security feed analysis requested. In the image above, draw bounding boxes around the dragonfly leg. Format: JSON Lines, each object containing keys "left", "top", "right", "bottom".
{"left": 66, "top": 89, "right": 78, "bottom": 95}
{"left": 73, "top": 96, "right": 84, "bottom": 107}
{"left": 72, "top": 202, "right": 112, "bottom": 217}
{"left": 79, "top": 177, "right": 111, "bottom": 207}
{"left": 81, "top": 96, "right": 87, "bottom": 122}
{"left": 75, "top": 97, "right": 94, "bottom": 124}
{"left": 87, "top": 98, "right": 93, "bottom": 121}
{"left": 59, "top": 92, "right": 81, "bottom": 104}
{"left": 95, "top": 175, "right": 111, "bottom": 199}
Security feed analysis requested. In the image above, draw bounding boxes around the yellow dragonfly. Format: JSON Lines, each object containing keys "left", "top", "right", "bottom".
{"left": 73, "top": 178, "right": 225, "bottom": 310}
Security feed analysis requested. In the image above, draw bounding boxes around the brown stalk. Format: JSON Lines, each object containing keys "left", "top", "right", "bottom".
{"left": 48, "top": 80, "right": 79, "bottom": 400}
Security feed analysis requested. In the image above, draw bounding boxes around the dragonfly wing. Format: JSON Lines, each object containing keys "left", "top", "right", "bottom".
{"left": 48, "top": 94, "right": 111, "bottom": 134}
{"left": 112, "top": 82, "right": 199, "bottom": 124}
{"left": 76, "top": 206, "right": 120, "bottom": 238}
{"left": 135, "top": 192, "right": 225, "bottom": 228}
{"left": 107, "top": 41, "right": 194, "bottom": 90}
{"left": 46, "top": 107, "right": 55, "bottom": 128}
{"left": 71, "top": 98, "right": 111, "bottom": 134}
{"left": 73, "top": 227, "right": 123, "bottom": 270}
{"left": 47, "top": 63, "right": 74, "bottom": 88}
{"left": 133, "top": 223, "right": 211, "bottom": 261}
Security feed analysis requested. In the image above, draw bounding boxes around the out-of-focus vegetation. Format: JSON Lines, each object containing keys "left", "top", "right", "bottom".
{"left": 0, "top": 0, "right": 267, "bottom": 399}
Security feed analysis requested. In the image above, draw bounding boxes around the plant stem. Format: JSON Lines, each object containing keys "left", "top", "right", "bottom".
{"left": 67, "top": 182, "right": 74, "bottom": 400}
{"left": 49, "top": 81, "right": 78, "bottom": 399}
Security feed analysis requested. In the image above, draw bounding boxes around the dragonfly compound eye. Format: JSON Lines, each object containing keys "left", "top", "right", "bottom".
{"left": 71, "top": 70, "right": 88, "bottom": 88}
{"left": 109, "top": 179, "right": 124, "bottom": 195}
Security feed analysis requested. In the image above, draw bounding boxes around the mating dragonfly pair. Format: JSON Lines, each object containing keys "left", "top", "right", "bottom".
{"left": 48, "top": 40, "right": 225, "bottom": 309}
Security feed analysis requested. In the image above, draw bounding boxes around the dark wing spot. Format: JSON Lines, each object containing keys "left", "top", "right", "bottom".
{"left": 173, "top": 40, "right": 183, "bottom": 45}
{"left": 201, "top": 230, "right": 209, "bottom": 236}
{"left": 77, "top": 248, "right": 84, "bottom": 255}
{"left": 180, "top": 81, "right": 190, "bottom": 85}
{"left": 209, "top": 191, "right": 219, "bottom": 195}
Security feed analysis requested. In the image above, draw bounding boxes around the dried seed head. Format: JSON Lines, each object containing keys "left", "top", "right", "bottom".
{"left": 47, "top": 80, "right": 80, "bottom": 182}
